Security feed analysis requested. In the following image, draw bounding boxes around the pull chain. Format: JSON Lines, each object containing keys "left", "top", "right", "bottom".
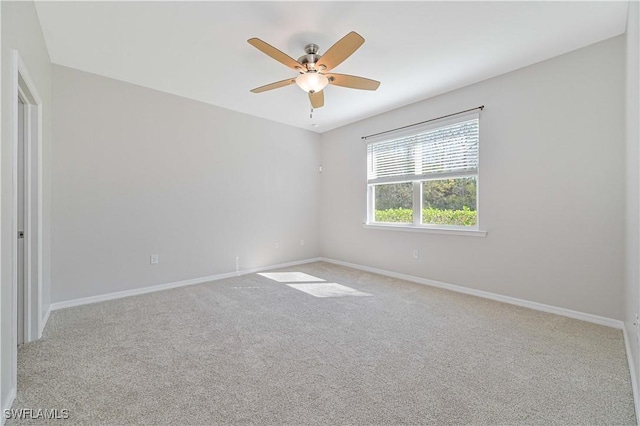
{"left": 310, "top": 107, "right": 314, "bottom": 119}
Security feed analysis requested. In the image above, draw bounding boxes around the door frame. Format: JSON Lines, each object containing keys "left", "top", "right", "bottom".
{"left": 17, "top": 91, "right": 26, "bottom": 347}
{"left": 10, "top": 50, "right": 44, "bottom": 386}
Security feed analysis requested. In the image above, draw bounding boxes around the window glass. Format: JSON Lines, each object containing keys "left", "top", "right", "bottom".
{"left": 374, "top": 182, "right": 413, "bottom": 223}
{"left": 422, "top": 177, "right": 477, "bottom": 226}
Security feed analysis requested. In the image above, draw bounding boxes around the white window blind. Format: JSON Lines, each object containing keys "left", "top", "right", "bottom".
{"left": 367, "top": 117, "right": 479, "bottom": 184}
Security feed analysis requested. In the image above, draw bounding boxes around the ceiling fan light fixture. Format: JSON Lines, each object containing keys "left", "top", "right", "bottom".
{"left": 248, "top": 32, "right": 379, "bottom": 109}
{"left": 296, "top": 72, "right": 328, "bottom": 93}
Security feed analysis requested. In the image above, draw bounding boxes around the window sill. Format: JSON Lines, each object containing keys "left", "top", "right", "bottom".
{"left": 362, "top": 223, "right": 487, "bottom": 237}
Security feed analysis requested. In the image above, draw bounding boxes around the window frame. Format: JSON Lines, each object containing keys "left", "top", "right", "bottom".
{"left": 365, "top": 112, "right": 486, "bottom": 237}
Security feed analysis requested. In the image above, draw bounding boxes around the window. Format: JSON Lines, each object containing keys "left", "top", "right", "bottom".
{"left": 366, "top": 113, "right": 479, "bottom": 229}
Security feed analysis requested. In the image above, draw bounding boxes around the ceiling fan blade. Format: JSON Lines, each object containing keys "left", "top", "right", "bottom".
{"left": 250, "top": 78, "right": 296, "bottom": 93}
{"left": 247, "top": 38, "right": 303, "bottom": 71}
{"left": 316, "top": 31, "right": 365, "bottom": 72}
{"left": 326, "top": 73, "right": 380, "bottom": 91}
{"left": 309, "top": 90, "right": 324, "bottom": 108}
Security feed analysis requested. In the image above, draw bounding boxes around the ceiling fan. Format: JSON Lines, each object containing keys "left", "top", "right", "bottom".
{"left": 247, "top": 31, "right": 380, "bottom": 109}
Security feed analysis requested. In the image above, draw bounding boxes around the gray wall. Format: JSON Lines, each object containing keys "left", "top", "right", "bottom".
{"left": 625, "top": 0, "right": 640, "bottom": 400}
{"left": 1, "top": 0, "right": 52, "bottom": 411}
{"left": 51, "top": 65, "right": 321, "bottom": 303}
{"left": 319, "top": 36, "right": 626, "bottom": 320}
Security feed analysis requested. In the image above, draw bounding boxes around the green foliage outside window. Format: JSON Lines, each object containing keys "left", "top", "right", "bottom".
{"left": 422, "top": 177, "right": 476, "bottom": 211}
{"left": 375, "top": 206, "right": 477, "bottom": 226}
{"left": 374, "top": 177, "right": 477, "bottom": 226}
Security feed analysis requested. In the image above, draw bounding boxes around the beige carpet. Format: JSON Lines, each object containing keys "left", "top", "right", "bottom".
{"left": 8, "top": 262, "right": 636, "bottom": 425}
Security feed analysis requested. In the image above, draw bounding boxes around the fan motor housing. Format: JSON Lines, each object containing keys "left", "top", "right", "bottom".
{"left": 298, "top": 43, "right": 322, "bottom": 71}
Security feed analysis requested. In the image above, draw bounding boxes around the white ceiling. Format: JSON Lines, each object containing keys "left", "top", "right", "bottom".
{"left": 34, "top": 1, "right": 629, "bottom": 133}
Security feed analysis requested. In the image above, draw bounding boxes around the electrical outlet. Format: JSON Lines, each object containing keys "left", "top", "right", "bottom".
{"left": 412, "top": 249, "right": 419, "bottom": 259}
{"left": 300, "top": 239, "right": 305, "bottom": 246}
{"left": 274, "top": 241, "right": 280, "bottom": 249}
{"left": 150, "top": 254, "right": 159, "bottom": 265}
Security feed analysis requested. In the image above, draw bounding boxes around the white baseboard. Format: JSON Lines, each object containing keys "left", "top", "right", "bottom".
{"left": 39, "top": 305, "right": 51, "bottom": 338}
{"left": 1, "top": 387, "right": 16, "bottom": 426}
{"left": 319, "top": 257, "right": 623, "bottom": 330}
{"left": 623, "top": 325, "right": 640, "bottom": 425}
{"left": 50, "top": 257, "right": 322, "bottom": 311}
{"left": 50, "top": 254, "right": 622, "bottom": 327}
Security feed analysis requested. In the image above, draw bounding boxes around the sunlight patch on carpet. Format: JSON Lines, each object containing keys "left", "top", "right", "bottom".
{"left": 258, "top": 272, "right": 325, "bottom": 283}
{"left": 287, "top": 283, "right": 371, "bottom": 298}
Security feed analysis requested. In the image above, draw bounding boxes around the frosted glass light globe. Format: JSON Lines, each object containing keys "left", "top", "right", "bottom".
{"left": 295, "top": 72, "right": 329, "bottom": 93}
